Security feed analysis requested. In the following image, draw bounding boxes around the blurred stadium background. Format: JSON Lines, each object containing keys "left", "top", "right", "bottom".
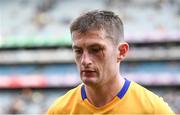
{"left": 0, "top": 0, "right": 180, "bottom": 114}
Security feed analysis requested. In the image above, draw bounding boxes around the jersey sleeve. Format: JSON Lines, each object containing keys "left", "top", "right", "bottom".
{"left": 139, "top": 83, "right": 175, "bottom": 114}
{"left": 154, "top": 96, "right": 175, "bottom": 114}
{"left": 47, "top": 96, "right": 65, "bottom": 114}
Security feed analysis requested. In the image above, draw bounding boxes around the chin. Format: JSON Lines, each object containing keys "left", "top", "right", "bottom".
{"left": 82, "top": 78, "right": 98, "bottom": 86}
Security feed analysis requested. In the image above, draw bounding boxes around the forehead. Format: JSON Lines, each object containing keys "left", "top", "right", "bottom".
{"left": 72, "top": 30, "right": 112, "bottom": 47}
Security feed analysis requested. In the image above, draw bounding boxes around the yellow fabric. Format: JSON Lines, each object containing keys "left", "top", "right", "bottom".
{"left": 47, "top": 81, "right": 174, "bottom": 114}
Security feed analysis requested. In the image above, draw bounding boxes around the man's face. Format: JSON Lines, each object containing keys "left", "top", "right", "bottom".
{"left": 72, "top": 29, "right": 119, "bottom": 87}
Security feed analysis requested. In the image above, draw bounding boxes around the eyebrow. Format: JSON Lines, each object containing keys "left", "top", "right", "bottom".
{"left": 88, "top": 44, "right": 103, "bottom": 48}
{"left": 72, "top": 45, "right": 81, "bottom": 50}
{"left": 72, "top": 43, "right": 104, "bottom": 49}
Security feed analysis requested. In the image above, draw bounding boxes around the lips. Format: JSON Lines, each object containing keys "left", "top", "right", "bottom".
{"left": 81, "top": 70, "right": 96, "bottom": 77}
{"left": 81, "top": 70, "right": 95, "bottom": 72}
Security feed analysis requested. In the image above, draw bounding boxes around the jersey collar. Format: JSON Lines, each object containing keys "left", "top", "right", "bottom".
{"left": 81, "top": 79, "right": 131, "bottom": 100}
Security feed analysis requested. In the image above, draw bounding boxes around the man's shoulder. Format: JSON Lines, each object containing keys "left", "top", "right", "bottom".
{"left": 61, "top": 83, "right": 82, "bottom": 100}
{"left": 47, "top": 84, "right": 83, "bottom": 114}
{"left": 130, "top": 81, "right": 163, "bottom": 102}
{"left": 129, "top": 81, "right": 174, "bottom": 114}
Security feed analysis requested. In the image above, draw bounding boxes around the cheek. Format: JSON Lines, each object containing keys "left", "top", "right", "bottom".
{"left": 94, "top": 51, "right": 107, "bottom": 71}
{"left": 74, "top": 58, "right": 81, "bottom": 69}
{"left": 97, "top": 49, "right": 106, "bottom": 60}
{"left": 101, "top": 51, "right": 116, "bottom": 70}
{"left": 94, "top": 51, "right": 105, "bottom": 65}
{"left": 74, "top": 55, "right": 82, "bottom": 65}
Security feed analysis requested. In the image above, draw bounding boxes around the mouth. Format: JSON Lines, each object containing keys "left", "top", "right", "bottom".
{"left": 81, "top": 70, "right": 96, "bottom": 77}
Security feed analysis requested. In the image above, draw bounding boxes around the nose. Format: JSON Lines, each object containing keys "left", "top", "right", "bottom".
{"left": 81, "top": 52, "right": 92, "bottom": 67}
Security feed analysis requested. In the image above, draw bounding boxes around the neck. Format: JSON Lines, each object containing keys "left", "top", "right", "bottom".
{"left": 85, "top": 74, "right": 125, "bottom": 107}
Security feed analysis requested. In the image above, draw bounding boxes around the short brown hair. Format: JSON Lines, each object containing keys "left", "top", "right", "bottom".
{"left": 70, "top": 10, "right": 124, "bottom": 44}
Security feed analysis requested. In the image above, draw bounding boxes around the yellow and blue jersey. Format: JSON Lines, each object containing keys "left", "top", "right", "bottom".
{"left": 47, "top": 79, "right": 174, "bottom": 114}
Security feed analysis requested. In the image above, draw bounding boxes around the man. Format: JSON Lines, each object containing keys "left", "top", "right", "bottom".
{"left": 47, "top": 10, "right": 174, "bottom": 114}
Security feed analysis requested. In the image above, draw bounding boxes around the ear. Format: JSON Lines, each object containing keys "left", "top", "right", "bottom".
{"left": 117, "top": 42, "right": 129, "bottom": 62}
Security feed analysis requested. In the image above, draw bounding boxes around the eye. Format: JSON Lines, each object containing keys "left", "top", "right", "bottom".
{"left": 74, "top": 49, "right": 83, "bottom": 55}
{"left": 89, "top": 47, "right": 101, "bottom": 54}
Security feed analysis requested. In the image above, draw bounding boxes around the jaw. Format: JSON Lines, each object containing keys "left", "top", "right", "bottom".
{"left": 81, "top": 72, "right": 99, "bottom": 86}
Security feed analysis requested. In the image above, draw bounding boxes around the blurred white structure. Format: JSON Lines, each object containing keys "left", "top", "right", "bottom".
{"left": 0, "top": 0, "right": 179, "bottom": 47}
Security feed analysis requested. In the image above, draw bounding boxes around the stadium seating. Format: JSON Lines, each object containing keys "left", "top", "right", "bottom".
{"left": 0, "top": 0, "right": 179, "bottom": 48}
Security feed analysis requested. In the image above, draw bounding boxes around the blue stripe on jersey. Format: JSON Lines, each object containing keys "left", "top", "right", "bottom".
{"left": 81, "top": 85, "right": 87, "bottom": 100}
{"left": 117, "top": 79, "right": 131, "bottom": 99}
{"left": 81, "top": 79, "right": 131, "bottom": 100}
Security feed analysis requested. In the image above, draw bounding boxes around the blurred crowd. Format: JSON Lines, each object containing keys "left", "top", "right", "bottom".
{"left": 0, "top": 88, "right": 47, "bottom": 114}
{"left": 0, "top": 0, "right": 179, "bottom": 47}
{"left": 0, "top": 88, "right": 66, "bottom": 114}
